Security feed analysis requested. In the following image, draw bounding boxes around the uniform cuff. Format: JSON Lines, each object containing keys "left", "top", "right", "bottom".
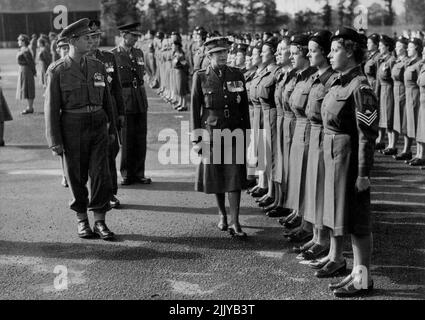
{"left": 358, "top": 166, "right": 370, "bottom": 177}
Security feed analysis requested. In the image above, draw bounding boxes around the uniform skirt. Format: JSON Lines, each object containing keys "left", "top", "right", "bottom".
{"left": 322, "top": 133, "right": 373, "bottom": 236}
{"left": 16, "top": 65, "right": 35, "bottom": 100}
{"left": 0, "top": 87, "right": 13, "bottom": 122}
{"left": 195, "top": 137, "right": 247, "bottom": 194}
{"left": 285, "top": 117, "right": 310, "bottom": 214}
{"left": 304, "top": 124, "right": 325, "bottom": 227}
{"left": 273, "top": 110, "right": 284, "bottom": 183}
{"left": 173, "top": 68, "right": 189, "bottom": 96}
{"left": 246, "top": 104, "right": 256, "bottom": 178}
{"left": 281, "top": 112, "right": 296, "bottom": 194}
{"left": 262, "top": 107, "right": 277, "bottom": 184}
{"left": 405, "top": 85, "right": 420, "bottom": 139}
{"left": 379, "top": 83, "right": 394, "bottom": 130}
{"left": 417, "top": 93, "right": 425, "bottom": 143}
{"left": 393, "top": 82, "right": 407, "bottom": 135}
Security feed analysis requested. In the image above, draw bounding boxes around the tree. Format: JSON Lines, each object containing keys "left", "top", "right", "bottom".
{"left": 180, "top": 0, "right": 190, "bottom": 33}
{"left": 404, "top": 0, "right": 425, "bottom": 28}
{"left": 261, "top": 0, "right": 278, "bottom": 31}
{"left": 317, "top": 0, "right": 332, "bottom": 28}
{"left": 345, "top": 0, "right": 359, "bottom": 26}
{"left": 384, "top": 0, "right": 394, "bottom": 25}
{"left": 337, "top": 0, "right": 345, "bottom": 26}
{"left": 244, "top": 0, "right": 263, "bottom": 33}
{"left": 368, "top": 2, "right": 387, "bottom": 26}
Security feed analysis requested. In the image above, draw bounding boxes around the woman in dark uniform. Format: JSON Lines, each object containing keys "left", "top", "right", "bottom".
{"left": 282, "top": 34, "right": 316, "bottom": 242}
{"left": 0, "top": 69, "right": 13, "bottom": 146}
{"left": 171, "top": 40, "right": 190, "bottom": 111}
{"left": 395, "top": 38, "right": 423, "bottom": 163}
{"left": 390, "top": 37, "right": 409, "bottom": 156}
{"left": 191, "top": 37, "right": 250, "bottom": 238}
{"left": 37, "top": 37, "right": 52, "bottom": 90}
{"left": 413, "top": 46, "right": 425, "bottom": 166}
{"left": 298, "top": 31, "right": 337, "bottom": 260}
{"left": 247, "top": 43, "right": 269, "bottom": 198}
{"left": 254, "top": 38, "right": 281, "bottom": 209}
{"left": 265, "top": 36, "right": 294, "bottom": 217}
{"left": 375, "top": 35, "right": 396, "bottom": 155}
{"left": 16, "top": 34, "right": 36, "bottom": 114}
{"left": 319, "top": 27, "right": 378, "bottom": 297}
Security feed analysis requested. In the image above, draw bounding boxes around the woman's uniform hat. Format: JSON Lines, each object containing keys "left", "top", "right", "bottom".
{"left": 380, "top": 34, "right": 395, "bottom": 50}
{"left": 409, "top": 37, "right": 423, "bottom": 52}
{"left": 309, "top": 30, "right": 333, "bottom": 54}
{"left": 61, "top": 18, "right": 93, "bottom": 39}
{"left": 396, "top": 36, "right": 409, "bottom": 46}
{"left": 290, "top": 34, "right": 310, "bottom": 47}
{"left": 263, "top": 36, "right": 279, "bottom": 52}
{"left": 331, "top": 27, "right": 361, "bottom": 43}
{"left": 204, "top": 36, "right": 232, "bottom": 54}
{"left": 236, "top": 43, "right": 249, "bottom": 54}
{"left": 367, "top": 33, "right": 380, "bottom": 45}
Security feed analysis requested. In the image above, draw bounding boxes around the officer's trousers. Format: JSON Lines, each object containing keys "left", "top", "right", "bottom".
{"left": 61, "top": 110, "right": 112, "bottom": 214}
{"left": 120, "top": 112, "right": 147, "bottom": 179}
{"left": 109, "top": 133, "right": 120, "bottom": 195}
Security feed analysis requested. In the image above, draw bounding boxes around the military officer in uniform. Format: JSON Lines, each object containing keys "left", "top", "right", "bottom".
{"left": 191, "top": 36, "right": 251, "bottom": 238}
{"left": 112, "top": 22, "right": 151, "bottom": 185}
{"left": 88, "top": 19, "right": 125, "bottom": 207}
{"left": 44, "top": 18, "right": 116, "bottom": 240}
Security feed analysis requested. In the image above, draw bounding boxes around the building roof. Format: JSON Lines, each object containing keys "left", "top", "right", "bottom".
{"left": 0, "top": 0, "right": 100, "bottom": 13}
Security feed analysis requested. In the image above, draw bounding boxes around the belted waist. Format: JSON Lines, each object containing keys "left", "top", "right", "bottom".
{"left": 62, "top": 105, "right": 103, "bottom": 113}
{"left": 283, "top": 111, "right": 295, "bottom": 118}
{"left": 310, "top": 121, "right": 323, "bottom": 128}
{"left": 122, "top": 78, "right": 144, "bottom": 88}
{"left": 261, "top": 104, "right": 276, "bottom": 110}
{"left": 206, "top": 108, "right": 233, "bottom": 119}
{"left": 324, "top": 128, "right": 349, "bottom": 135}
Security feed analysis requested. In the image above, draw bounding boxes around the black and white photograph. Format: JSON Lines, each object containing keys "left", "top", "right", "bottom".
{"left": 0, "top": 0, "right": 424, "bottom": 305}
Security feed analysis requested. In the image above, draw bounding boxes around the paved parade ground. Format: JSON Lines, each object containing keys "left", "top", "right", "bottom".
{"left": 0, "top": 49, "right": 424, "bottom": 300}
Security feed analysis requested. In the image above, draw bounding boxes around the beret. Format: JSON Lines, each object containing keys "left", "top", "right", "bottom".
{"left": 61, "top": 18, "right": 92, "bottom": 39}
{"left": 331, "top": 27, "right": 361, "bottom": 43}
{"left": 237, "top": 43, "right": 249, "bottom": 53}
{"left": 290, "top": 34, "right": 309, "bottom": 47}
{"left": 409, "top": 37, "right": 423, "bottom": 49}
{"left": 309, "top": 30, "right": 333, "bottom": 53}
{"left": 396, "top": 36, "right": 409, "bottom": 45}
{"left": 368, "top": 33, "right": 380, "bottom": 45}
{"left": 380, "top": 34, "right": 395, "bottom": 48}
{"left": 263, "top": 36, "right": 279, "bottom": 52}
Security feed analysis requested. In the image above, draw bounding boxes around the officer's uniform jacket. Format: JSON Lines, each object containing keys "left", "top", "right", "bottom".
{"left": 376, "top": 53, "right": 396, "bottom": 96}
{"left": 193, "top": 45, "right": 210, "bottom": 72}
{"left": 94, "top": 49, "right": 125, "bottom": 120}
{"left": 289, "top": 66, "right": 317, "bottom": 118}
{"left": 256, "top": 63, "right": 281, "bottom": 110}
{"left": 282, "top": 69, "right": 298, "bottom": 116}
{"left": 321, "top": 66, "right": 379, "bottom": 177}
{"left": 44, "top": 55, "right": 116, "bottom": 148}
{"left": 364, "top": 50, "right": 380, "bottom": 89}
{"left": 111, "top": 45, "right": 148, "bottom": 113}
{"left": 191, "top": 65, "right": 250, "bottom": 141}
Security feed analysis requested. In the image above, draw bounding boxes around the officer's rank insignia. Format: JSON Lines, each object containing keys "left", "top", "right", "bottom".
{"left": 236, "top": 94, "right": 241, "bottom": 104}
{"left": 107, "top": 75, "right": 113, "bottom": 83}
{"left": 226, "top": 81, "right": 244, "bottom": 92}
{"left": 93, "top": 72, "right": 105, "bottom": 87}
{"left": 137, "top": 57, "right": 145, "bottom": 65}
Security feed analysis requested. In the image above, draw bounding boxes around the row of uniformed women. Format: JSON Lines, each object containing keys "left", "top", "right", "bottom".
{"left": 365, "top": 34, "right": 425, "bottom": 166}
{"left": 246, "top": 27, "right": 378, "bottom": 297}
{"left": 153, "top": 33, "right": 190, "bottom": 111}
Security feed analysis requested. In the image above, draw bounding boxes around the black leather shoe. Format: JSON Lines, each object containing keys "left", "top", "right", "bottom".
{"left": 333, "top": 279, "right": 374, "bottom": 298}
{"left": 291, "top": 241, "right": 314, "bottom": 254}
{"left": 93, "top": 221, "right": 115, "bottom": 240}
{"left": 77, "top": 219, "right": 94, "bottom": 239}
{"left": 284, "top": 214, "right": 302, "bottom": 229}
{"left": 405, "top": 157, "right": 418, "bottom": 164}
{"left": 259, "top": 197, "right": 274, "bottom": 207}
{"left": 110, "top": 195, "right": 121, "bottom": 208}
{"left": 121, "top": 177, "right": 134, "bottom": 185}
{"left": 278, "top": 209, "right": 296, "bottom": 225}
{"left": 0, "top": 141, "right": 5, "bottom": 147}
{"left": 267, "top": 206, "right": 293, "bottom": 218}
{"left": 298, "top": 244, "right": 329, "bottom": 261}
{"left": 251, "top": 188, "right": 268, "bottom": 198}
{"left": 375, "top": 142, "right": 385, "bottom": 150}
{"left": 228, "top": 225, "right": 247, "bottom": 239}
{"left": 247, "top": 185, "right": 259, "bottom": 194}
{"left": 61, "top": 176, "right": 68, "bottom": 188}
{"left": 393, "top": 152, "right": 412, "bottom": 161}
{"left": 409, "top": 158, "right": 425, "bottom": 166}
{"left": 308, "top": 257, "right": 330, "bottom": 269}
{"left": 381, "top": 148, "right": 397, "bottom": 156}
{"left": 263, "top": 204, "right": 277, "bottom": 214}
{"left": 329, "top": 275, "right": 354, "bottom": 290}
{"left": 287, "top": 229, "right": 313, "bottom": 243}
{"left": 315, "top": 260, "right": 346, "bottom": 278}
{"left": 136, "top": 177, "right": 152, "bottom": 184}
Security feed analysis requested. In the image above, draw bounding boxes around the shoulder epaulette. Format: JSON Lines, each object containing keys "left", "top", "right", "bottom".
{"left": 47, "top": 58, "right": 65, "bottom": 72}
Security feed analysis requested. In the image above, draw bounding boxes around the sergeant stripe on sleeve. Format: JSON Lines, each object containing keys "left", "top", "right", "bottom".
{"left": 357, "top": 110, "right": 377, "bottom": 126}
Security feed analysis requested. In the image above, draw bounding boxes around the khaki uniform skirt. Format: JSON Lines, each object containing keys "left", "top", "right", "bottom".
{"left": 285, "top": 117, "right": 310, "bottom": 214}
{"left": 262, "top": 107, "right": 277, "bottom": 183}
{"left": 273, "top": 107, "right": 284, "bottom": 183}
{"left": 417, "top": 68, "right": 425, "bottom": 143}
{"left": 304, "top": 124, "right": 325, "bottom": 227}
{"left": 282, "top": 112, "right": 296, "bottom": 194}
{"left": 378, "top": 82, "right": 394, "bottom": 130}
{"left": 16, "top": 65, "right": 35, "bottom": 100}
{"left": 393, "top": 81, "right": 407, "bottom": 135}
{"left": 405, "top": 84, "right": 420, "bottom": 139}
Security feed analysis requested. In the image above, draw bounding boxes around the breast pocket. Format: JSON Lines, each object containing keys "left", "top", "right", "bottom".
{"left": 259, "top": 80, "right": 274, "bottom": 99}
{"left": 202, "top": 88, "right": 216, "bottom": 109}
{"left": 323, "top": 92, "right": 349, "bottom": 128}
{"left": 418, "top": 71, "right": 425, "bottom": 87}
{"left": 406, "top": 69, "right": 418, "bottom": 81}
{"left": 60, "top": 81, "right": 80, "bottom": 106}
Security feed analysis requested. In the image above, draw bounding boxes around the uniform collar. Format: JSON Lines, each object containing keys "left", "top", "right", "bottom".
{"left": 407, "top": 56, "right": 421, "bottom": 66}
{"left": 378, "top": 53, "right": 392, "bottom": 63}
{"left": 313, "top": 66, "right": 334, "bottom": 86}
{"left": 368, "top": 50, "right": 379, "bottom": 59}
{"left": 64, "top": 55, "right": 86, "bottom": 80}
{"left": 337, "top": 65, "right": 363, "bottom": 86}
{"left": 296, "top": 66, "right": 316, "bottom": 82}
